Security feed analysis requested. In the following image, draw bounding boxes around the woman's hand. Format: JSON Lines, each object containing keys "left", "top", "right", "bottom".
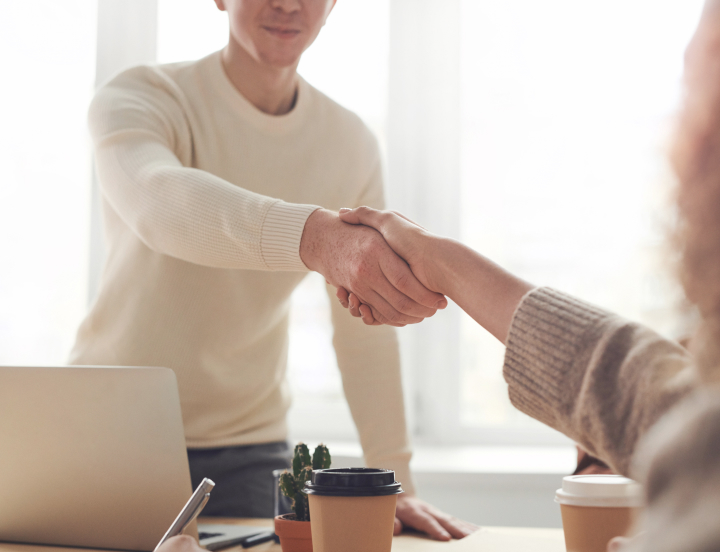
{"left": 302, "top": 208, "right": 447, "bottom": 326}
{"left": 338, "top": 206, "right": 534, "bottom": 342}
{"left": 156, "top": 536, "right": 205, "bottom": 552}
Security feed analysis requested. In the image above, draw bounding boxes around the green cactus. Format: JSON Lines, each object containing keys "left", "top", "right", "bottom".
{"left": 279, "top": 443, "right": 332, "bottom": 522}
{"left": 312, "top": 444, "right": 331, "bottom": 470}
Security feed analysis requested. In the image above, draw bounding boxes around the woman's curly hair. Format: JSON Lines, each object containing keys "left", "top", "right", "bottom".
{"left": 672, "top": 0, "right": 720, "bottom": 381}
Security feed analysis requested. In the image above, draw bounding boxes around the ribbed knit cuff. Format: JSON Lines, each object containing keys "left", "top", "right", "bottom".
{"left": 260, "top": 201, "right": 321, "bottom": 271}
{"left": 503, "top": 287, "right": 610, "bottom": 428}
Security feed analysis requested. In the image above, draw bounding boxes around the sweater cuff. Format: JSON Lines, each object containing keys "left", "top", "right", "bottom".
{"left": 503, "top": 287, "right": 610, "bottom": 428}
{"left": 260, "top": 201, "right": 321, "bottom": 271}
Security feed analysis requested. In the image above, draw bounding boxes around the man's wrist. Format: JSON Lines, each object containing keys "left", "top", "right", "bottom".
{"left": 299, "top": 208, "right": 336, "bottom": 273}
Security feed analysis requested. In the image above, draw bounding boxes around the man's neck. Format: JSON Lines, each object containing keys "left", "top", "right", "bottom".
{"left": 221, "top": 41, "right": 299, "bottom": 116}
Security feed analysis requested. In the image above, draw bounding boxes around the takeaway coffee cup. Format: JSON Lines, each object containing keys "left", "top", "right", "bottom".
{"left": 305, "top": 468, "right": 403, "bottom": 552}
{"left": 555, "top": 475, "right": 643, "bottom": 552}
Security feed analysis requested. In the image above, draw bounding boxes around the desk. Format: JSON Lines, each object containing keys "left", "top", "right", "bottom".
{"left": 0, "top": 518, "right": 565, "bottom": 552}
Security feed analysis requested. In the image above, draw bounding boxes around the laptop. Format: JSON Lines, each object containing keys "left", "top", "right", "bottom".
{"left": 0, "top": 366, "right": 265, "bottom": 552}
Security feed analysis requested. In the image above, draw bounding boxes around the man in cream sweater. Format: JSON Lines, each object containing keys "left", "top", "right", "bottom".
{"left": 70, "top": 0, "right": 473, "bottom": 541}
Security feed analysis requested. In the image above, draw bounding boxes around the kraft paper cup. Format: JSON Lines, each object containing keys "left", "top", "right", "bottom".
{"left": 555, "top": 475, "right": 643, "bottom": 552}
{"left": 305, "top": 468, "right": 403, "bottom": 552}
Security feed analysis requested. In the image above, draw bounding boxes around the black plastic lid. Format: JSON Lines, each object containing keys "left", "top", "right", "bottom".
{"left": 303, "top": 468, "right": 404, "bottom": 497}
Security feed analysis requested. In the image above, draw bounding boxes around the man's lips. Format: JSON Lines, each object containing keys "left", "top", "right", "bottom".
{"left": 262, "top": 26, "right": 302, "bottom": 39}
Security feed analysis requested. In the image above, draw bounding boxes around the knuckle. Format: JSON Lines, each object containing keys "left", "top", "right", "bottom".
{"left": 385, "top": 310, "right": 403, "bottom": 324}
{"left": 394, "top": 295, "right": 411, "bottom": 313}
{"left": 393, "top": 271, "right": 410, "bottom": 290}
{"left": 349, "top": 260, "right": 368, "bottom": 281}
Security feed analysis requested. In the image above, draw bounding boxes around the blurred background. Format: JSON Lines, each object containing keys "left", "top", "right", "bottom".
{"left": 0, "top": 0, "right": 706, "bottom": 527}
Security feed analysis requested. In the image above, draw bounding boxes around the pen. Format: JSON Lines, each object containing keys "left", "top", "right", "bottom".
{"left": 241, "top": 531, "right": 276, "bottom": 548}
{"left": 154, "top": 478, "right": 215, "bottom": 552}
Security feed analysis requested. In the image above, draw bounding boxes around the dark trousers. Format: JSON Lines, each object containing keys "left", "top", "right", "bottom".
{"left": 188, "top": 441, "right": 292, "bottom": 518}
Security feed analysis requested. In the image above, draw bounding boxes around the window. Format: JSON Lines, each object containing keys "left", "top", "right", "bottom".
{"left": 456, "top": 0, "right": 705, "bottom": 436}
{"left": 6, "top": 0, "right": 705, "bottom": 450}
{"left": 0, "top": 1, "right": 96, "bottom": 365}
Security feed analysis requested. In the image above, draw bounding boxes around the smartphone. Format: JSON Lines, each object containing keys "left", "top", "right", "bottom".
{"left": 154, "top": 478, "right": 215, "bottom": 552}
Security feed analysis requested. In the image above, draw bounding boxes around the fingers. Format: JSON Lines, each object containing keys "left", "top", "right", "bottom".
{"left": 348, "top": 293, "right": 363, "bottom": 319}
{"left": 393, "top": 517, "right": 403, "bottom": 536}
{"left": 358, "top": 303, "right": 379, "bottom": 325}
{"left": 435, "top": 515, "right": 478, "bottom": 540}
{"left": 338, "top": 206, "right": 386, "bottom": 229}
{"left": 607, "top": 537, "right": 631, "bottom": 552}
{"left": 157, "top": 536, "right": 202, "bottom": 552}
{"left": 389, "top": 210, "right": 426, "bottom": 230}
{"left": 331, "top": 217, "right": 443, "bottom": 323}
{"left": 379, "top": 254, "right": 447, "bottom": 311}
{"left": 337, "top": 289, "right": 392, "bottom": 326}
{"left": 395, "top": 495, "right": 477, "bottom": 542}
{"left": 340, "top": 206, "right": 425, "bottom": 231}
{"left": 360, "top": 289, "right": 418, "bottom": 326}
{"left": 336, "top": 287, "right": 349, "bottom": 308}
{"left": 401, "top": 508, "right": 452, "bottom": 541}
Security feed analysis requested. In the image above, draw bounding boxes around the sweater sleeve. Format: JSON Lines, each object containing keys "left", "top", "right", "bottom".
{"left": 89, "top": 65, "right": 319, "bottom": 271}
{"left": 327, "top": 156, "right": 415, "bottom": 494}
{"left": 503, "top": 287, "right": 698, "bottom": 475}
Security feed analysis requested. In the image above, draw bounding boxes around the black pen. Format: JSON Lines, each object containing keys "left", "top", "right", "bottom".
{"left": 241, "top": 530, "right": 276, "bottom": 548}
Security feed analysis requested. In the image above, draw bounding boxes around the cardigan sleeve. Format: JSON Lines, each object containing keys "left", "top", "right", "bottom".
{"left": 503, "top": 287, "right": 697, "bottom": 475}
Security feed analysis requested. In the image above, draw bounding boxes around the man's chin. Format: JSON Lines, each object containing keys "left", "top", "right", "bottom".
{"left": 258, "top": 50, "right": 304, "bottom": 70}
{"left": 254, "top": 38, "right": 307, "bottom": 69}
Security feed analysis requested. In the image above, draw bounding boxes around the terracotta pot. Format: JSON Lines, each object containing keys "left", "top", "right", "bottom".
{"left": 274, "top": 514, "right": 313, "bottom": 552}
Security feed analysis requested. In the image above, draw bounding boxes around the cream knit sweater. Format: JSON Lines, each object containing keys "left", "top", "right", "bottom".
{"left": 69, "top": 51, "right": 414, "bottom": 492}
{"left": 505, "top": 287, "right": 720, "bottom": 551}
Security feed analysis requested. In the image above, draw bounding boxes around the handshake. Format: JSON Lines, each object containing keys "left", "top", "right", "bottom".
{"left": 299, "top": 206, "right": 450, "bottom": 327}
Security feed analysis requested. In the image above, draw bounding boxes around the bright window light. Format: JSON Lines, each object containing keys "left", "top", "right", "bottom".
{"left": 0, "top": 1, "right": 96, "bottom": 365}
{"left": 458, "top": 0, "right": 705, "bottom": 429}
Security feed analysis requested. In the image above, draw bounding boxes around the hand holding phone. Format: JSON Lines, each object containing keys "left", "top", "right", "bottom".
{"left": 154, "top": 478, "right": 215, "bottom": 552}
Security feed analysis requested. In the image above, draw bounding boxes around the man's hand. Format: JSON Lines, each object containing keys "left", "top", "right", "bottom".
{"left": 335, "top": 207, "right": 444, "bottom": 325}
{"left": 338, "top": 207, "right": 440, "bottom": 291}
{"left": 394, "top": 495, "right": 478, "bottom": 541}
{"left": 300, "top": 209, "right": 447, "bottom": 326}
{"left": 156, "top": 536, "right": 204, "bottom": 552}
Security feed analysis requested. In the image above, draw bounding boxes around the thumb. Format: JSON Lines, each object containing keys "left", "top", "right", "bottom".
{"left": 338, "top": 206, "right": 384, "bottom": 231}
{"left": 338, "top": 207, "right": 361, "bottom": 225}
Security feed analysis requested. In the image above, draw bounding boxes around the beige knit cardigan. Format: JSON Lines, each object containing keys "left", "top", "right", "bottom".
{"left": 504, "top": 287, "right": 720, "bottom": 552}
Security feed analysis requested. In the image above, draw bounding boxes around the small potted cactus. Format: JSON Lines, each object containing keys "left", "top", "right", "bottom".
{"left": 274, "top": 443, "right": 331, "bottom": 552}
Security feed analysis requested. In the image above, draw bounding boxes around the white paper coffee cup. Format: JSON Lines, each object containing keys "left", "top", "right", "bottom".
{"left": 555, "top": 475, "right": 643, "bottom": 552}
{"left": 555, "top": 475, "right": 643, "bottom": 508}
